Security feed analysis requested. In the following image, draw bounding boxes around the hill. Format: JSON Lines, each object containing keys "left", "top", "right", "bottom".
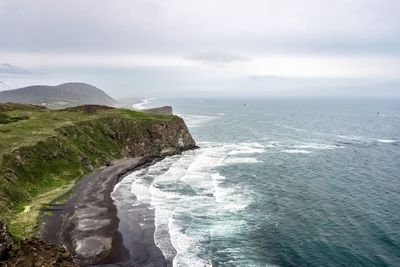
{"left": 0, "top": 83, "right": 117, "bottom": 109}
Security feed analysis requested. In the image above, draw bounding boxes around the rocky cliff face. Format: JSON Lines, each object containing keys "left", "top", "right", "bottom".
{"left": 0, "top": 114, "right": 196, "bottom": 215}
{"left": 0, "top": 106, "right": 197, "bottom": 266}
{"left": 0, "top": 218, "right": 77, "bottom": 266}
{"left": 121, "top": 116, "right": 196, "bottom": 156}
{"left": 142, "top": 105, "right": 173, "bottom": 115}
{"left": 0, "top": 218, "right": 13, "bottom": 261}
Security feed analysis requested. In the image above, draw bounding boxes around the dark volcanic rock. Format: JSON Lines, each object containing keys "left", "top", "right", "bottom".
{"left": 4, "top": 238, "right": 77, "bottom": 267}
{"left": 0, "top": 219, "right": 13, "bottom": 261}
{"left": 0, "top": 218, "right": 77, "bottom": 266}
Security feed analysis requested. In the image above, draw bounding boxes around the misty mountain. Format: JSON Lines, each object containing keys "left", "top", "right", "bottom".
{"left": 0, "top": 82, "right": 117, "bottom": 109}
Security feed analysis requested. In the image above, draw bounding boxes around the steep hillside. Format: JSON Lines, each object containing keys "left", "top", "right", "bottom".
{"left": 0, "top": 83, "right": 117, "bottom": 109}
{"left": 0, "top": 103, "right": 196, "bottom": 240}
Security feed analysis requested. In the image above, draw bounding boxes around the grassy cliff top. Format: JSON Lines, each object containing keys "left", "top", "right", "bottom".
{"left": 0, "top": 103, "right": 173, "bottom": 158}
{"left": 0, "top": 103, "right": 182, "bottom": 240}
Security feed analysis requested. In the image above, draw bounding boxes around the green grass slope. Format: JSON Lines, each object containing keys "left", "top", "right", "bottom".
{"left": 0, "top": 103, "right": 193, "bottom": 240}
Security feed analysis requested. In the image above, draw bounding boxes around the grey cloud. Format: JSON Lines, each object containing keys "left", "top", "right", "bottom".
{"left": 186, "top": 52, "right": 250, "bottom": 64}
{"left": 247, "top": 75, "right": 282, "bottom": 81}
{"left": 1, "top": 0, "right": 400, "bottom": 97}
{"left": 1, "top": 0, "right": 398, "bottom": 55}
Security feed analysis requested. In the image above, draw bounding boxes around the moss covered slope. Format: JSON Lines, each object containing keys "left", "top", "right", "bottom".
{"left": 0, "top": 103, "right": 196, "bottom": 239}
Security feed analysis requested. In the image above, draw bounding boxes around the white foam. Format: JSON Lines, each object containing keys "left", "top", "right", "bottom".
{"left": 115, "top": 141, "right": 261, "bottom": 265}
{"left": 266, "top": 141, "right": 282, "bottom": 146}
{"left": 211, "top": 172, "right": 251, "bottom": 212}
{"left": 150, "top": 155, "right": 205, "bottom": 263}
{"left": 130, "top": 175, "right": 150, "bottom": 203}
{"left": 200, "top": 142, "right": 266, "bottom": 153}
{"left": 211, "top": 173, "right": 230, "bottom": 203}
{"left": 239, "top": 142, "right": 265, "bottom": 147}
{"left": 262, "top": 143, "right": 276, "bottom": 148}
{"left": 377, "top": 139, "right": 399, "bottom": 143}
{"left": 150, "top": 143, "right": 257, "bottom": 263}
{"left": 293, "top": 143, "right": 343, "bottom": 150}
{"left": 222, "top": 202, "right": 248, "bottom": 212}
{"left": 228, "top": 148, "right": 265, "bottom": 155}
{"left": 337, "top": 135, "right": 372, "bottom": 142}
{"left": 128, "top": 157, "right": 180, "bottom": 203}
{"left": 223, "top": 157, "right": 263, "bottom": 164}
{"left": 281, "top": 149, "right": 312, "bottom": 154}
{"left": 177, "top": 114, "right": 218, "bottom": 128}
{"left": 277, "top": 124, "right": 308, "bottom": 133}
{"left": 210, "top": 219, "right": 248, "bottom": 237}
{"left": 338, "top": 135, "right": 399, "bottom": 144}
{"left": 169, "top": 209, "right": 212, "bottom": 267}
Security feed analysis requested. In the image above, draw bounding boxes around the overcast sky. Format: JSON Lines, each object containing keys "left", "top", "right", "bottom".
{"left": 0, "top": 0, "right": 399, "bottom": 97}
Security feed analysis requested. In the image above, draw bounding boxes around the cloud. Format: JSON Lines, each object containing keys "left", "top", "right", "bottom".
{"left": 1, "top": 0, "right": 399, "bottom": 55}
{"left": 247, "top": 75, "right": 282, "bottom": 81}
{"left": 0, "top": 0, "right": 399, "bottom": 96}
{"left": 0, "top": 63, "right": 33, "bottom": 74}
{"left": 186, "top": 52, "right": 250, "bottom": 64}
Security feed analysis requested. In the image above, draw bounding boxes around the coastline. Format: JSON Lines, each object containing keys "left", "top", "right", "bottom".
{"left": 39, "top": 156, "right": 169, "bottom": 266}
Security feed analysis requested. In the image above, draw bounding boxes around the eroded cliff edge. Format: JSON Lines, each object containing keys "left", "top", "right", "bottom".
{"left": 0, "top": 104, "right": 197, "bottom": 265}
{"left": 1, "top": 219, "right": 77, "bottom": 267}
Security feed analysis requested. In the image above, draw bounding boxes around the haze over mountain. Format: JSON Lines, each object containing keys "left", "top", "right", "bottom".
{"left": 0, "top": 82, "right": 117, "bottom": 109}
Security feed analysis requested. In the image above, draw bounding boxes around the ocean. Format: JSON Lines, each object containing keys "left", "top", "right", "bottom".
{"left": 113, "top": 98, "right": 400, "bottom": 266}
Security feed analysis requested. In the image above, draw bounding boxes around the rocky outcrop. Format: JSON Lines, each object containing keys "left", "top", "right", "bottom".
{"left": 2, "top": 239, "right": 77, "bottom": 267}
{"left": 142, "top": 106, "right": 173, "bottom": 115}
{"left": 0, "top": 218, "right": 76, "bottom": 266}
{"left": 120, "top": 116, "right": 196, "bottom": 157}
{"left": 0, "top": 219, "right": 13, "bottom": 261}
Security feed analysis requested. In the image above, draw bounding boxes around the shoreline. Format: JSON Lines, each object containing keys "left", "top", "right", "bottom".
{"left": 39, "top": 156, "right": 169, "bottom": 266}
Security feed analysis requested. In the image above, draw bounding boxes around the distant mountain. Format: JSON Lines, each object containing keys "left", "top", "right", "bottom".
{"left": 0, "top": 82, "right": 117, "bottom": 109}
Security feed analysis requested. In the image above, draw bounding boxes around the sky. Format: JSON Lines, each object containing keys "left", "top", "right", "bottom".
{"left": 0, "top": 0, "right": 399, "bottom": 98}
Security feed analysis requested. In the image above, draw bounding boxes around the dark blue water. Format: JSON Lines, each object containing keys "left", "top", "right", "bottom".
{"left": 114, "top": 98, "right": 400, "bottom": 266}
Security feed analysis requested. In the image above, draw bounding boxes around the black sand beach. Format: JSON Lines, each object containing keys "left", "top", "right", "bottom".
{"left": 39, "top": 157, "right": 169, "bottom": 266}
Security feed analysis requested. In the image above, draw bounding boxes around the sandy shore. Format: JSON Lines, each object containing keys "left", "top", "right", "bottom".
{"left": 39, "top": 157, "right": 168, "bottom": 266}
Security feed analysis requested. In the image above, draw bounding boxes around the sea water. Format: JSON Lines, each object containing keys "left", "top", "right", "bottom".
{"left": 113, "top": 98, "right": 400, "bottom": 266}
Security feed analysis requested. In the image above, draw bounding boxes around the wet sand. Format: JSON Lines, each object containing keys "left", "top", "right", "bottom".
{"left": 39, "top": 157, "right": 168, "bottom": 266}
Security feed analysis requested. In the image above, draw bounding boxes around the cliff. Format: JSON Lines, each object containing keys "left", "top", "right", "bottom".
{"left": 0, "top": 218, "right": 77, "bottom": 266}
{"left": 0, "top": 103, "right": 196, "bottom": 240}
{"left": 142, "top": 106, "right": 173, "bottom": 115}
